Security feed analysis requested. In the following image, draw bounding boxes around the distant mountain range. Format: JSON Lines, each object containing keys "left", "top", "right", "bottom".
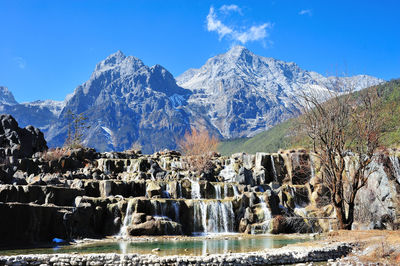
{"left": 0, "top": 46, "right": 384, "bottom": 153}
{"left": 218, "top": 79, "right": 400, "bottom": 155}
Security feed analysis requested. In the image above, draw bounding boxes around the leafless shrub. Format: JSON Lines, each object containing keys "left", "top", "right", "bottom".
{"left": 41, "top": 148, "right": 71, "bottom": 161}
{"left": 178, "top": 127, "right": 219, "bottom": 175}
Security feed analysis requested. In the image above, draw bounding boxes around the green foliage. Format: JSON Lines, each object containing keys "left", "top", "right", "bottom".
{"left": 218, "top": 79, "right": 400, "bottom": 155}
{"left": 218, "top": 119, "right": 297, "bottom": 155}
{"left": 64, "top": 109, "right": 90, "bottom": 149}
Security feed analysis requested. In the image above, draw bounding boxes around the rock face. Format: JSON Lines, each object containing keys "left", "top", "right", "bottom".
{"left": 177, "top": 45, "right": 384, "bottom": 139}
{"left": 0, "top": 47, "right": 384, "bottom": 153}
{"left": 0, "top": 114, "right": 47, "bottom": 158}
{"left": 45, "top": 51, "right": 193, "bottom": 153}
{"left": 1, "top": 135, "right": 399, "bottom": 246}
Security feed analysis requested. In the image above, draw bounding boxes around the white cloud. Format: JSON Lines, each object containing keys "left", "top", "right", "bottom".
{"left": 219, "top": 4, "right": 242, "bottom": 14}
{"left": 299, "top": 9, "right": 312, "bottom": 16}
{"left": 207, "top": 7, "right": 233, "bottom": 40}
{"left": 206, "top": 5, "right": 272, "bottom": 45}
{"left": 13, "top": 57, "right": 26, "bottom": 69}
{"left": 234, "top": 24, "right": 271, "bottom": 44}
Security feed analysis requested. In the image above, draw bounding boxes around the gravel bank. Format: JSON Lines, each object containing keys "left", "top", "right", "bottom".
{"left": 0, "top": 242, "right": 352, "bottom": 265}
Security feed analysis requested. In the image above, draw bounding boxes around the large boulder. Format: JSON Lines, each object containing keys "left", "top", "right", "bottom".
{"left": 127, "top": 218, "right": 182, "bottom": 235}
{"left": 0, "top": 114, "right": 47, "bottom": 159}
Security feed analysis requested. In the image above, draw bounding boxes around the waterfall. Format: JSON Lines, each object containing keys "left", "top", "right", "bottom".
{"left": 270, "top": 156, "right": 278, "bottom": 182}
{"left": 173, "top": 201, "right": 180, "bottom": 223}
{"left": 193, "top": 200, "right": 235, "bottom": 234}
{"left": 390, "top": 156, "right": 400, "bottom": 184}
{"left": 191, "top": 180, "right": 201, "bottom": 199}
{"left": 219, "top": 159, "right": 236, "bottom": 182}
{"left": 258, "top": 196, "right": 272, "bottom": 234}
{"left": 177, "top": 181, "right": 183, "bottom": 199}
{"left": 193, "top": 200, "right": 207, "bottom": 234}
{"left": 215, "top": 184, "right": 222, "bottom": 199}
{"left": 224, "top": 183, "right": 228, "bottom": 199}
{"left": 151, "top": 200, "right": 169, "bottom": 219}
{"left": 118, "top": 200, "right": 134, "bottom": 237}
{"left": 310, "top": 154, "right": 315, "bottom": 179}
{"left": 162, "top": 183, "right": 171, "bottom": 198}
{"left": 233, "top": 185, "right": 239, "bottom": 197}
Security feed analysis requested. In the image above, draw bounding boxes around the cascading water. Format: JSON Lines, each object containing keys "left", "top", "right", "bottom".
{"left": 233, "top": 185, "right": 239, "bottom": 197}
{"left": 257, "top": 195, "right": 272, "bottom": 234}
{"left": 310, "top": 154, "right": 315, "bottom": 179}
{"left": 162, "top": 183, "right": 171, "bottom": 198}
{"left": 191, "top": 180, "right": 201, "bottom": 199}
{"left": 270, "top": 156, "right": 278, "bottom": 182}
{"left": 390, "top": 155, "right": 400, "bottom": 183}
{"left": 193, "top": 200, "right": 207, "bottom": 234}
{"left": 173, "top": 201, "right": 180, "bottom": 223}
{"left": 193, "top": 200, "right": 235, "bottom": 234}
{"left": 219, "top": 159, "right": 236, "bottom": 182}
{"left": 177, "top": 181, "right": 183, "bottom": 199}
{"left": 224, "top": 183, "right": 228, "bottom": 199}
{"left": 215, "top": 184, "right": 222, "bottom": 199}
{"left": 118, "top": 200, "right": 134, "bottom": 237}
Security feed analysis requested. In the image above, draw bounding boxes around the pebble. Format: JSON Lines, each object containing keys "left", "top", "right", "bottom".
{"left": 0, "top": 243, "right": 352, "bottom": 266}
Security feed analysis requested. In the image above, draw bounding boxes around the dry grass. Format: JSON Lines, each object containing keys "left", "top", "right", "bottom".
{"left": 326, "top": 230, "right": 400, "bottom": 264}
{"left": 41, "top": 148, "right": 71, "bottom": 161}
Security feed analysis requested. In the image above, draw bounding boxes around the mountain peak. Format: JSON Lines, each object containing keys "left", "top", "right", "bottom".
{"left": 226, "top": 45, "right": 250, "bottom": 58}
{"left": 108, "top": 50, "right": 126, "bottom": 60}
{"left": 0, "top": 86, "right": 18, "bottom": 105}
{"left": 94, "top": 50, "right": 145, "bottom": 74}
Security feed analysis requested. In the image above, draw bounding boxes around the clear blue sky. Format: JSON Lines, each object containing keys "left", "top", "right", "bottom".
{"left": 1, "top": 0, "right": 399, "bottom": 102}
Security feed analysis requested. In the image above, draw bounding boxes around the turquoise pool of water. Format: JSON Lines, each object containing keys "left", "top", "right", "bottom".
{"left": 0, "top": 235, "right": 310, "bottom": 256}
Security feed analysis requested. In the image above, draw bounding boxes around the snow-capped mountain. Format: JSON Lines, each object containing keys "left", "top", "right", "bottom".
{"left": 45, "top": 51, "right": 192, "bottom": 153}
{"left": 0, "top": 86, "right": 61, "bottom": 130}
{"left": 21, "top": 100, "right": 65, "bottom": 116}
{"left": 1, "top": 47, "right": 385, "bottom": 152}
{"left": 0, "top": 86, "right": 18, "bottom": 105}
{"left": 177, "top": 45, "right": 384, "bottom": 138}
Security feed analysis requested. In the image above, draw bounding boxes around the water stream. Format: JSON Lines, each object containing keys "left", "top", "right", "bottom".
{"left": 118, "top": 200, "right": 134, "bottom": 237}
{"left": 389, "top": 155, "right": 400, "bottom": 184}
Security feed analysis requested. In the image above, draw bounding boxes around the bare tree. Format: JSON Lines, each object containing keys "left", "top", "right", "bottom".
{"left": 178, "top": 127, "right": 219, "bottom": 175}
{"left": 64, "top": 109, "right": 90, "bottom": 149}
{"left": 299, "top": 82, "right": 383, "bottom": 229}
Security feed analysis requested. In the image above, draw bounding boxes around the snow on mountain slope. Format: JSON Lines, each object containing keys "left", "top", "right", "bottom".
{"left": 0, "top": 86, "right": 18, "bottom": 105}
{"left": 177, "top": 45, "right": 384, "bottom": 138}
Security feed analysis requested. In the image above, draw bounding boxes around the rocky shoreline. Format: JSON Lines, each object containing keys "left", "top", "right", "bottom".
{"left": 0, "top": 242, "right": 352, "bottom": 265}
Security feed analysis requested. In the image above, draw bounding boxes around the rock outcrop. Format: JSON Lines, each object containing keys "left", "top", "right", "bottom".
{"left": 0, "top": 114, "right": 47, "bottom": 183}
{"left": 0, "top": 117, "right": 399, "bottom": 245}
{"left": 0, "top": 144, "right": 399, "bottom": 246}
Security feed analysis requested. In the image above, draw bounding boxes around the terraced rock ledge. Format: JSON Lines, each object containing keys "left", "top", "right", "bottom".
{"left": 0, "top": 242, "right": 352, "bottom": 265}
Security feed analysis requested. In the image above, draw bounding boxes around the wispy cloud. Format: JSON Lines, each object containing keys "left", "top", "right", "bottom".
{"left": 206, "top": 5, "right": 273, "bottom": 45}
{"left": 299, "top": 9, "right": 312, "bottom": 16}
{"left": 219, "top": 4, "right": 242, "bottom": 15}
{"left": 13, "top": 57, "right": 26, "bottom": 69}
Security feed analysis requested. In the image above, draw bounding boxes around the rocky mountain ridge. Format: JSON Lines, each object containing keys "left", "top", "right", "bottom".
{"left": 0, "top": 46, "right": 384, "bottom": 152}
{"left": 177, "top": 45, "right": 384, "bottom": 138}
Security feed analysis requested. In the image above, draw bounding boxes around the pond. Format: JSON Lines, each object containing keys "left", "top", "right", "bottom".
{"left": 0, "top": 234, "right": 311, "bottom": 257}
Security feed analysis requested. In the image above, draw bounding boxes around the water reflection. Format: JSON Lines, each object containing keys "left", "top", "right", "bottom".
{"left": 0, "top": 236, "right": 308, "bottom": 256}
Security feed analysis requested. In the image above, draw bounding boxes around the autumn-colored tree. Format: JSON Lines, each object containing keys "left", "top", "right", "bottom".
{"left": 299, "top": 83, "right": 383, "bottom": 230}
{"left": 178, "top": 128, "right": 219, "bottom": 175}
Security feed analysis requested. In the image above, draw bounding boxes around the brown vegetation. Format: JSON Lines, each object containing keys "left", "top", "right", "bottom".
{"left": 40, "top": 148, "right": 71, "bottom": 161}
{"left": 178, "top": 128, "right": 219, "bottom": 175}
